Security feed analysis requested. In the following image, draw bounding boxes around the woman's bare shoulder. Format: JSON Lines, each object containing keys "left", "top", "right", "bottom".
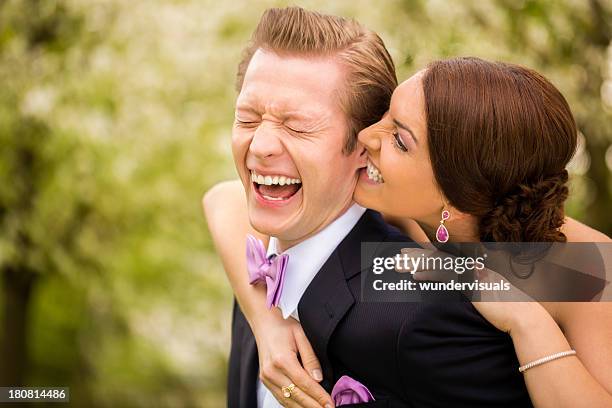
{"left": 543, "top": 217, "right": 610, "bottom": 322}
{"left": 202, "top": 179, "right": 245, "bottom": 211}
{"left": 561, "top": 216, "right": 611, "bottom": 242}
{"left": 202, "top": 179, "right": 247, "bottom": 233}
{"left": 202, "top": 179, "right": 267, "bottom": 243}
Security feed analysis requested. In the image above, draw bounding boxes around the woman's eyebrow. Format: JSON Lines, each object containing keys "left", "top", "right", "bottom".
{"left": 393, "top": 118, "right": 418, "bottom": 144}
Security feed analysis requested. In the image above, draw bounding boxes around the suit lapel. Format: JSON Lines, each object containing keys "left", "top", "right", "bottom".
{"left": 298, "top": 249, "right": 354, "bottom": 390}
{"left": 297, "top": 210, "right": 393, "bottom": 390}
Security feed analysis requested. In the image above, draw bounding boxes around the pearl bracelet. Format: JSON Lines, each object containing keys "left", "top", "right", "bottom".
{"left": 519, "top": 350, "right": 577, "bottom": 373}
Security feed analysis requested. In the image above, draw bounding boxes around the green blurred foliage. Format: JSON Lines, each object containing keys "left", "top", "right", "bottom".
{"left": 0, "top": 0, "right": 610, "bottom": 406}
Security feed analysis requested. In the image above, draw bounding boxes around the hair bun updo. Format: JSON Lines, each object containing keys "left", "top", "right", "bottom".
{"left": 479, "top": 170, "right": 569, "bottom": 242}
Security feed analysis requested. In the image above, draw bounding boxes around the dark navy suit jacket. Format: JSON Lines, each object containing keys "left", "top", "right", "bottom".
{"left": 227, "top": 210, "right": 533, "bottom": 407}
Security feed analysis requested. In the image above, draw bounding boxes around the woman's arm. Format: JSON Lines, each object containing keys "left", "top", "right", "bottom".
{"left": 472, "top": 223, "right": 612, "bottom": 408}
{"left": 203, "top": 180, "right": 334, "bottom": 408}
{"left": 490, "top": 302, "right": 612, "bottom": 408}
{"left": 509, "top": 218, "right": 612, "bottom": 407}
{"left": 203, "top": 180, "right": 269, "bottom": 331}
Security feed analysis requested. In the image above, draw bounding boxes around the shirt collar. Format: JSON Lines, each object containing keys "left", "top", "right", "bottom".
{"left": 267, "top": 203, "right": 366, "bottom": 320}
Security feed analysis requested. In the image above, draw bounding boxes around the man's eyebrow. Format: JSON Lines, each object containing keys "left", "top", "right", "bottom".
{"left": 393, "top": 118, "right": 418, "bottom": 144}
{"left": 234, "top": 106, "right": 259, "bottom": 117}
{"left": 235, "top": 103, "right": 257, "bottom": 111}
{"left": 283, "top": 110, "right": 319, "bottom": 121}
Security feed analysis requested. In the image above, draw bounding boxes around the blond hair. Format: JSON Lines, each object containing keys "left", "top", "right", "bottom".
{"left": 236, "top": 7, "right": 397, "bottom": 153}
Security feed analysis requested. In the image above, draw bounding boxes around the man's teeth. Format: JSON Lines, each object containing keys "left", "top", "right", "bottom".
{"left": 261, "top": 195, "right": 284, "bottom": 201}
{"left": 250, "top": 171, "right": 302, "bottom": 186}
{"left": 367, "top": 160, "right": 384, "bottom": 183}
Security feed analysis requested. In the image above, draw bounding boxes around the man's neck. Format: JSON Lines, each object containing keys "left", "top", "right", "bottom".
{"left": 275, "top": 200, "right": 356, "bottom": 253}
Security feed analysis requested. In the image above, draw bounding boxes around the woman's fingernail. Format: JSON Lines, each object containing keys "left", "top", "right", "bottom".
{"left": 325, "top": 404, "right": 332, "bottom": 408}
{"left": 312, "top": 369, "right": 323, "bottom": 381}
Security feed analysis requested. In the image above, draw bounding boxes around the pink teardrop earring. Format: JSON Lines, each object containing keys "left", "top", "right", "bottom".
{"left": 436, "top": 208, "right": 450, "bottom": 243}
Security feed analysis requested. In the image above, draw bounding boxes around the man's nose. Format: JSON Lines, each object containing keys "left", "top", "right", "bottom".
{"left": 249, "top": 123, "right": 284, "bottom": 159}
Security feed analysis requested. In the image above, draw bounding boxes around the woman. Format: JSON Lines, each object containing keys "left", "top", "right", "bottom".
{"left": 204, "top": 57, "right": 612, "bottom": 407}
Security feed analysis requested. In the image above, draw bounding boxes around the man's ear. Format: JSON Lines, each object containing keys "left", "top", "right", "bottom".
{"left": 355, "top": 141, "right": 368, "bottom": 169}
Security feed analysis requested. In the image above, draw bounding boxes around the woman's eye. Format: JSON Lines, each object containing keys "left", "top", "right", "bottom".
{"left": 393, "top": 131, "right": 408, "bottom": 152}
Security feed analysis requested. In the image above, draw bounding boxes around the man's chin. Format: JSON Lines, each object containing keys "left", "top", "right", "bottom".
{"left": 247, "top": 203, "right": 293, "bottom": 236}
{"left": 249, "top": 217, "right": 293, "bottom": 239}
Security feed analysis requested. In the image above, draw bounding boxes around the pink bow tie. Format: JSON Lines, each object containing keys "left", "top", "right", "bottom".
{"left": 246, "top": 234, "right": 288, "bottom": 309}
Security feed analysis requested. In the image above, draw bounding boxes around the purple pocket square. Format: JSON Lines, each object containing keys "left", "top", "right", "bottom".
{"left": 331, "top": 375, "right": 375, "bottom": 406}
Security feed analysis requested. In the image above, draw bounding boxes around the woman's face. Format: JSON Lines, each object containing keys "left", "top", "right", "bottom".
{"left": 354, "top": 71, "right": 443, "bottom": 225}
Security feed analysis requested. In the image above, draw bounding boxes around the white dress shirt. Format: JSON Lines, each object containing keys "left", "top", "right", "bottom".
{"left": 256, "top": 204, "right": 366, "bottom": 408}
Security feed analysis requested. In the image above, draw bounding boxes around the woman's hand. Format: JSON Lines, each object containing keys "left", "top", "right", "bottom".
{"left": 253, "top": 308, "right": 334, "bottom": 408}
{"left": 470, "top": 301, "right": 552, "bottom": 335}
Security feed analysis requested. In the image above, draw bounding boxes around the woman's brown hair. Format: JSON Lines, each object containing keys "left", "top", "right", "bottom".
{"left": 422, "top": 57, "right": 577, "bottom": 242}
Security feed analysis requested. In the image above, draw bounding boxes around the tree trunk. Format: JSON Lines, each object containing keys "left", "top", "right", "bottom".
{"left": 0, "top": 266, "right": 37, "bottom": 386}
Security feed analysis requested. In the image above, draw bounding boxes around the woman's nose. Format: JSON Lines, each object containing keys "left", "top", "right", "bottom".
{"left": 358, "top": 122, "right": 382, "bottom": 152}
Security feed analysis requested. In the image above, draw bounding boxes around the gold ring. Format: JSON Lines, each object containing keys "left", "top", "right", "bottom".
{"left": 281, "top": 383, "right": 296, "bottom": 398}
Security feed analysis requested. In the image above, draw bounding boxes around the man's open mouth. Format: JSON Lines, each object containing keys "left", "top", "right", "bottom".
{"left": 250, "top": 171, "right": 302, "bottom": 202}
